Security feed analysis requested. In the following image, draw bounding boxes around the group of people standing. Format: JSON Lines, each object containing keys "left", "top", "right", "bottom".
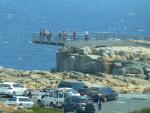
{"left": 40, "top": 29, "right": 52, "bottom": 42}
{"left": 39, "top": 29, "right": 90, "bottom": 42}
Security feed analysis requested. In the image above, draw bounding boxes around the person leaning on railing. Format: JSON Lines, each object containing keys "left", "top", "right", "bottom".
{"left": 39, "top": 29, "right": 44, "bottom": 42}
{"left": 47, "top": 31, "right": 52, "bottom": 42}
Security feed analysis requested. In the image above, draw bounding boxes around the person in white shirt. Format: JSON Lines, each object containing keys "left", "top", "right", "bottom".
{"left": 85, "top": 31, "right": 89, "bottom": 41}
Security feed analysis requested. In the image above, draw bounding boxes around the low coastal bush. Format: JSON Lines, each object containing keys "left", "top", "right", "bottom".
{"left": 12, "top": 107, "right": 63, "bottom": 113}
{"left": 130, "top": 108, "right": 150, "bottom": 113}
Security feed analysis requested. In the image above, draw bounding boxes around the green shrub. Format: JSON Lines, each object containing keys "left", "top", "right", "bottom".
{"left": 130, "top": 108, "right": 150, "bottom": 113}
{"left": 12, "top": 107, "right": 63, "bottom": 113}
{"left": 130, "top": 111, "right": 138, "bottom": 113}
{"left": 140, "top": 108, "right": 150, "bottom": 113}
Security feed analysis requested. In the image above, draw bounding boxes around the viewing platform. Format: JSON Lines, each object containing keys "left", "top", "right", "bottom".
{"left": 32, "top": 32, "right": 150, "bottom": 48}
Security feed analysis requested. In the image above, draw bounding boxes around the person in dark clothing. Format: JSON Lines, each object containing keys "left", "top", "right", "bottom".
{"left": 62, "top": 31, "right": 65, "bottom": 41}
{"left": 58, "top": 32, "right": 62, "bottom": 41}
{"left": 27, "top": 91, "right": 32, "bottom": 99}
{"left": 98, "top": 96, "right": 101, "bottom": 111}
{"left": 93, "top": 93, "right": 99, "bottom": 102}
{"left": 40, "top": 29, "right": 43, "bottom": 36}
{"left": 93, "top": 93, "right": 101, "bottom": 112}
{"left": 40, "top": 29, "right": 43, "bottom": 42}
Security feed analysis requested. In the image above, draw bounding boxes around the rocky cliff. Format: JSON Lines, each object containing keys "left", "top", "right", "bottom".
{"left": 56, "top": 46, "right": 150, "bottom": 80}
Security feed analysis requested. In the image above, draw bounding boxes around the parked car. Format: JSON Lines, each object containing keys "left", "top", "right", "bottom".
{"left": 63, "top": 96, "right": 95, "bottom": 113}
{"left": 37, "top": 88, "right": 80, "bottom": 108}
{"left": 57, "top": 88, "right": 80, "bottom": 97}
{"left": 58, "top": 80, "right": 88, "bottom": 94}
{"left": 39, "top": 88, "right": 54, "bottom": 93}
{"left": 0, "top": 82, "right": 28, "bottom": 97}
{"left": 5, "top": 96, "right": 34, "bottom": 108}
{"left": 87, "top": 86, "right": 118, "bottom": 102}
{"left": 36, "top": 89, "right": 54, "bottom": 107}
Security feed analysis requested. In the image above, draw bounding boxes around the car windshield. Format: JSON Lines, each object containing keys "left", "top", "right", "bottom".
{"left": 58, "top": 82, "right": 72, "bottom": 88}
{"left": 70, "top": 89, "right": 79, "bottom": 94}
{"left": 89, "top": 87, "right": 100, "bottom": 92}
{"left": 59, "top": 93, "right": 64, "bottom": 98}
{"left": 19, "top": 98, "right": 31, "bottom": 102}
{"left": 72, "top": 82, "right": 86, "bottom": 90}
{"left": 9, "top": 97, "right": 17, "bottom": 101}
{"left": 64, "top": 92, "right": 71, "bottom": 98}
{"left": 101, "top": 87, "right": 112, "bottom": 93}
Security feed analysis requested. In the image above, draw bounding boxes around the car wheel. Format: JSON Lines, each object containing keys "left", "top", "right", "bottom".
{"left": 50, "top": 103, "right": 54, "bottom": 109}
{"left": 12, "top": 92, "right": 16, "bottom": 97}
{"left": 37, "top": 100, "right": 41, "bottom": 106}
{"left": 19, "top": 103, "right": 23, "bottom": 106}
{"left": 103, "top": 97, "right": 107, "bottom": 102}
{"left": 23, "top": 90, "right": 27, "bottom": 96}
{"left": 73, "top": 109, "right": 77, "bottom": 113}
{"left": 62, "top": 106, "right": 67, "bottom": 113}
{"left": 37, "top": 100, "right": 43, "bottom": 108}
{"left": 73, "top": 109, "right": 79, "bottom": 113}
{"left": 114, "top": 95, "right": 118, "bottom": 100}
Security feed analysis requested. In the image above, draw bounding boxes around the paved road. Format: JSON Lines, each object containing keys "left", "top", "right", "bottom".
{"left": 101, "top": 94, "right": 150, "bottom": 113}
{"left": 0, "top": 94, "right": 150, "bottom": 113}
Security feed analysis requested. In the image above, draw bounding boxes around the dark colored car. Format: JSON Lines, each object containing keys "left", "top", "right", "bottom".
{"left": 87, "top": 86, "right": 118, "bottom": 102}
{"left": 58, "top": 81, "right": 88, "bottom": 94}
{"left": 63, "top": 96, "right": 95, "bottom": 113}
{"left": 40, "top": 88, "right": 54, "bottom": 93}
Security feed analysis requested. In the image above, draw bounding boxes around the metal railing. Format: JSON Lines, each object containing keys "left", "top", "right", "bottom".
{"left": 32, "top": 32, "right": 150, "bottom": 48}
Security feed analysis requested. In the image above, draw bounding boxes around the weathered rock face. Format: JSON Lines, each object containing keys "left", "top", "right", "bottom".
{"left": 112, "top": 60, "right": 150, "bottom": 80}
{"left": 0, "top": 66, "right": 150, "bottom": 93}
{"left": 56, "top": 50, "right": 102, "bottom": 73}
{"left": 56, "top": 46, "right": 150, "bottom": 80}
{"left": 112, "top": 63, "right": 145, "bottom": 75}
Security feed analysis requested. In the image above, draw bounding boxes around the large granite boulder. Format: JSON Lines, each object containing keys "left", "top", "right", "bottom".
{"left": 112, "top": 68, "right": 126, "bottom": 75}
{"left": 79, "top": 47, "right": 93, "bottom": 55}
{"left": 112, "top": 60, "right": 148, "bottom": 79}
{"left": 144, "top": 68, "right": 150, "bottom": 75}
{"left": 56, "top": 46, "right": 150, "bottom": 80}
{"left": 124, "top": 64, "right": 144, "bottom": 75}
{"left": 56, "top": 50, "right": 103, "bottom": 73}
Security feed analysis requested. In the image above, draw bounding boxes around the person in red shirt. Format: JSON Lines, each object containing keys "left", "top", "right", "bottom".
{"left": 73, "top": 32, "right": 76, "bottom": 40}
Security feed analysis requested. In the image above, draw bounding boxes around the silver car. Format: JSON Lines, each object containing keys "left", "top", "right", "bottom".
{"left": 5, "top": 96, "right": 34, "bottom": 108}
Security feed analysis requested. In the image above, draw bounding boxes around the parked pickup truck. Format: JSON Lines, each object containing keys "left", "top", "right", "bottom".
{"left": 37, "top": 88, "right": 80, "bottom": 108}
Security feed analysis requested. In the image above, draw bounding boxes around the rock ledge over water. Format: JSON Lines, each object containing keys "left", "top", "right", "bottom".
{"left": 56, "top": 46, "right": 150, "bottom": 80}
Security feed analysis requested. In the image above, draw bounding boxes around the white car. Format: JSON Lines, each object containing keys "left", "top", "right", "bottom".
{"left": 0, "top": 82, "right": 28, "bottom": 96}
{"left": 57, "top": 88, "right": 80, "bottom": 96}
{"left": 5, "top": 96, "right": 34, "bottom": 108}
{"left": 37, "top": 88, "right": 80, "bottom": 107}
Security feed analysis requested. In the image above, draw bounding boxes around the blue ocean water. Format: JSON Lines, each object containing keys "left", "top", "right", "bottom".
{"left": 0, "top": 0, "right": 150, "bottom": 70}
